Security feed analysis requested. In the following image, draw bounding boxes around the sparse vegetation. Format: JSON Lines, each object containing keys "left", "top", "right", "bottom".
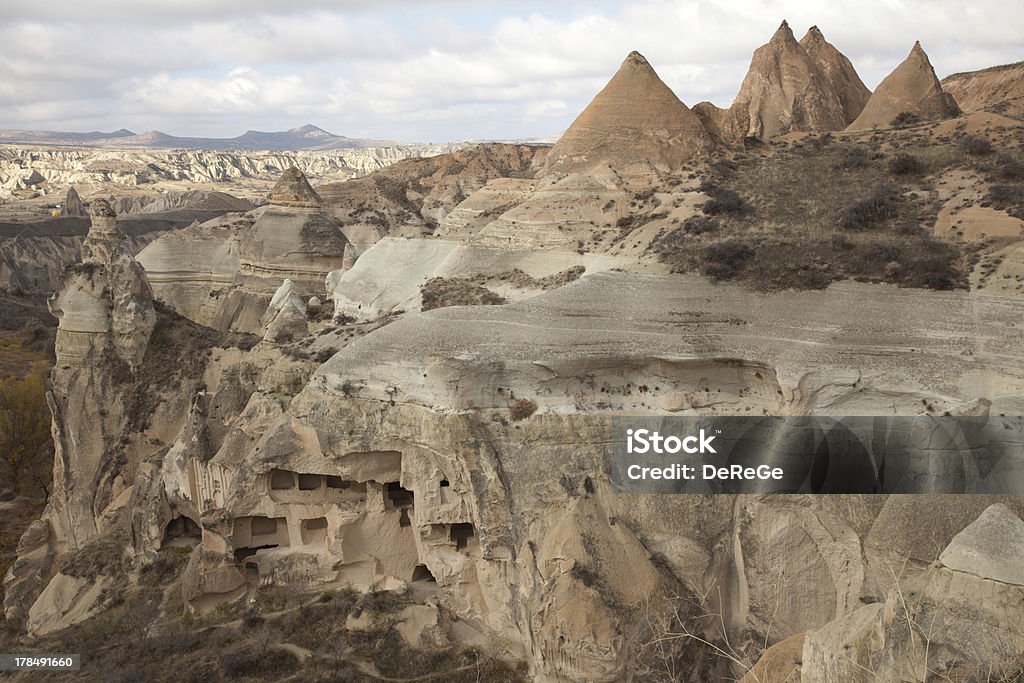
{"left": 700, "top": 240, "right": 753, "bottom": 280}
{"left": 681, "top": 215, "right": 718, "bottom": 235}
{"left": 699, "top": 182, "right": 750, "bottom": 216}
{"left": 421, "top": 277, "right": 507, "bottom": 311}
{"left": 891, "top": 111, "right": 922, "bottom": 128}
{"left": 649, "top": 125, "right": 985, "bottom": 291}
{"left": 960, "top": 134, "right": 994, "bottom": 156}
{"left": 839, "top": 184, "right": 900, "bottom": 230}
{"left": 509, "top": 398, "right": 537, "bottom": 421}
{"left": 887, "top": 153, "right": 924, "bottom": 176}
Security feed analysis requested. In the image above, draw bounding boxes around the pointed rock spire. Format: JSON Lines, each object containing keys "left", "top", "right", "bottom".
{"left": 542, "top": 50, "right": 713, "bottom": 175}
{"left": 724, "top": 20, "right": 848, "bottom": 140}
{"left": 61, "top": 187, "right": 87, "bottom": 217}
{"left": 268, "top": 167, "right": 322, "bottom": 208}
{"left": 800, "top": 26, "right": 871, "bottom": 123}
{"left": 846, "top": 41, "right": 960, "bottom": 130}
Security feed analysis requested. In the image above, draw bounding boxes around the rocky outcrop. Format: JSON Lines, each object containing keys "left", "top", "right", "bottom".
{"left": 542, "top": 51, "right": 713, "bottom": 175}
{"left": 800, "top": 26, "right": 871, "bottom": 124}
{"left": 211, "top": 168, "right": 350, "bottom": 333}
{"left": 110, "top": 189, "right": 253, "bottom": 216}
{"left": 135, "top": 214, "right": 250, "bottom": 328}
{"left": 802, "top": 504, "right": 1024, "bottom": 681}
{"left": 847, "top": 42, "right": 961, "bottom": 130}
{"left": 60, "top": 187, "right": 86, "bottom": 217}
{"left": 319, "top": 143, "right": 549, "bottom": 251}
{"left": 5, "top": 200, "right": 157, "bottom": 631}
{"left": 0, "top": 144, "right": 461, "bottom": 201}
{"left": 48, "top": 199, "right": 156, "bottom": 369}
{"left": 266, "top": 167, "right": 321, "bottom": 208}
{"left": 697, "top": 21, "right": 850, "bottom": 142}
{"left": 261, "top": 279, "right": 308, "bottom": 343}
{"left": 942, "top": 60, "right": 1024, "bottom": 120}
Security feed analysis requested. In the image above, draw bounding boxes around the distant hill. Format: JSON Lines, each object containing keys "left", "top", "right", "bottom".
{"left": 942, "top": 60, "right": 1024, "bottom": 120}
{"left": 0, "top": 124, "right": 402, "bottom": 151}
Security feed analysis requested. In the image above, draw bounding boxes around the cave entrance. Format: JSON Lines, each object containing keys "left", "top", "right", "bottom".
{"left": 297, "top": 473, "right": 322, "bottom": 491}
{"left": 235, "top": 545, "right": 278, "bottom": 562}
{"left": 385, "top": 482, "right": 414, "bottom": 509}
{"left": 450, "top": 523, "right": 475, "bottom": 551}
{"left": 412, "top": 564, "right": 436, "bottom": 583}
{"left": 300, "top": 517, "right": 329, "bottom": 545}
{"left": 269, "top": 469, "right": 295, "bottom": 490}
{"left": 162, "top": 515, "right": 201, "bottom": 549}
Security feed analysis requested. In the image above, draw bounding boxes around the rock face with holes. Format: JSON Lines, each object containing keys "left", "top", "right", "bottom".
{"left": 847, "top": 41, "right": 961, "bottom": 131}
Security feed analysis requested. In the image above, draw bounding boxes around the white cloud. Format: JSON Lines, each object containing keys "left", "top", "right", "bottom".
{"left": 0, "top": 0, "right": 1020, "bottom": 141}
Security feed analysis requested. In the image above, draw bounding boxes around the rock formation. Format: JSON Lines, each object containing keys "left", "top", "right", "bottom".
{"left": 847, "top": 41, "right": 961, "bottom": 130}
{"left": 695, "top": 21, "right": 851, "bottom": 142}
{"left": 261, "top": 279, "right": 308, "bottom": 343}
{"left": 6, "top": 200, "right": 157, "bottom": 632}
{"left": 48, "top": 199, "right": 155, "bottom": 369}
{"left": 542, "top": 51, "right": 713, "bottom": 175}
{"left": 942, "top": 60, "right": 1024, "bottom": 120}
{"left": 802, "top": 504, "right": 1024, "bottom": 680}
{"left": 208, "top": 168, "right": 350, "bottom": 333}
{"left": 800, "top": 25, "right": 871, "bottom": 123}
{"left": 59, "top": 187, "right": 86, "bottom": 217}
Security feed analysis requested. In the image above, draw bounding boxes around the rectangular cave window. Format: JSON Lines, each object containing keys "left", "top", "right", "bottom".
{"left": 297, "top": 473, "right": 323, "bottom": 491}
{"left": 300, "top": 517, "right": 329, "bottom": 545}
{"left": 385, "top": 482, "right": 415, "bottom": 508}
{"left": 270, "top": 469, "right": 295, "bottom": 490}
{"left": 251, "top": 516, "right": 278, "bottom": 535}
{"left": 450, "top": 523, "right": 475, "bottom": 551}
{"left": 325, "top": 475, "right": 351, "bottom": 489}
{"left": 439, "top": 479, "right": 450, "bottom": 487}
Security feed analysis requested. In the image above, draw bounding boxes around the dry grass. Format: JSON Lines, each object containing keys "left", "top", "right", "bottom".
{"left": 647, "top": 125, "right": 1024, "bottom": 291}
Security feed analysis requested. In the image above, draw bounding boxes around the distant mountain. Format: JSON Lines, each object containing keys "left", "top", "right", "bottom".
{"left": 0, "top": 128, "right": 136, "bottom": 144}
{"left": 0, "top": 124, "right": 403, "bottom": 151}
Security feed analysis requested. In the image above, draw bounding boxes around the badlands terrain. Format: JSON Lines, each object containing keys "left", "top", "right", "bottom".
{"left": 1, "top": 20, "right": 1024, "bottom": 683}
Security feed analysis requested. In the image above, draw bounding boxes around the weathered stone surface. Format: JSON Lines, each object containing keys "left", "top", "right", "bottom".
{"left": 847, "top": 42, "right": 961, "bottom": 130}
{"left": 800, "top": 26, "right": 871, "bottom": 124}
{"left": 136, "top": 213, "right": 249, "bottom": 328}
{"left": 701, "top": 21, "right": 850, "bottom": 142}
{"left": 267, "top": 166, "right": 322, "bottom": 208}
{"left": 542, "top": 51, "right": 713, "bottom": 175}
{"left": 942, "top": 60, "right": 1024, "bottom": 119}
{"left": 60, "top": 187, "right": 86, "bottom": 217}
{"left": 938, "top": 503, "right": 1024, "bottom": 584}
{"left": 803, "top": 505, "right": 1024, "bottom": 681}
{"left": 261, "top": 279, "right": 308, "bottom": 343}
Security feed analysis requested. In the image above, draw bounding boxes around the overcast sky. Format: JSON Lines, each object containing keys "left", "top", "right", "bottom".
{"left": 0, "top": 0, "right": 1020, "bottom": 143}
